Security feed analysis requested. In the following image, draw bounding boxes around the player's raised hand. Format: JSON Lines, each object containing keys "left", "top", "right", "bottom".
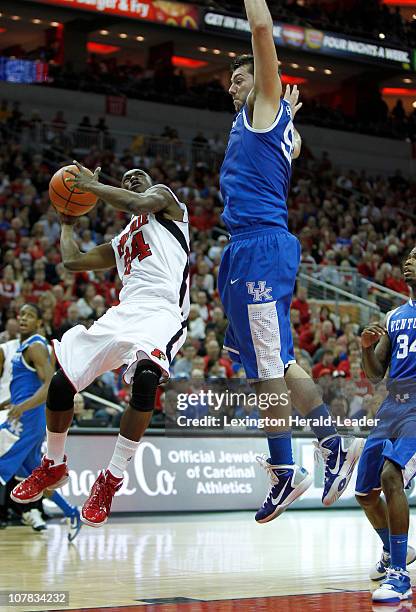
{"left": 284, "top": 84, "right": 302, "bottom": 119}
{"left": 65, "top": 160, "right": 101, "bottom": 191}
{"left": 361, "top": 325, "right": 387, "bottom": 349}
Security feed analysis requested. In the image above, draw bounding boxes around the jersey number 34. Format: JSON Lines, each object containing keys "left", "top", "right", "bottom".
{"left": 396, "top": 334, "right": 416, "bottom": 359}
{"left": 124, "top": 232, "right": 152, "bottom": 275}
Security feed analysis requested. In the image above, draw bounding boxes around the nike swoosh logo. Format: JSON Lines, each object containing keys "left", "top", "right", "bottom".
{"left": 231, "top": 279, "right": 240, "bottom": 285}
{"left": 271, "top": 477, "right": 291, "bottom": 506}
{"left": 328, "top": 445, "right": 341, "bottom": 476}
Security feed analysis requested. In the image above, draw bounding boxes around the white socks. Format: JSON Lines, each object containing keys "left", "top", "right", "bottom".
{"left": 46, "top": 430, "right": 68, "bottom": 464}
{"left": 107, "top": 434, "right": 140, "bottom": 479}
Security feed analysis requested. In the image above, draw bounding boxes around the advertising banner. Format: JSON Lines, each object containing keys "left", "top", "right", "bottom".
{"left": 32, "top": 0, "right": 199, "bottom": 29}
{"left": 0, "top": 58, "right": 49, "bottom": 84}
{"left": 59, "top": 434, "right": 416, "bottom": 513}
{"left": 203, "top": 11, "right": 412, "bottom": 70}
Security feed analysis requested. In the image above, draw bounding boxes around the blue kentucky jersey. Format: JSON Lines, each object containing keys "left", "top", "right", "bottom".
{"left": 386, "top": 300, "right": 416, "bottom": 382}
{"left": 220, "top": 98, "right": 294, "bottom": 235}
{"left": 10, "top": 334, "right": 49, "bottom": 430}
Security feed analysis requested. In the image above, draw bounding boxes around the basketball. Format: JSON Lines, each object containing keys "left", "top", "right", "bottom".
{"left": 49, "top": 164, "right": 98, "bottom": 216}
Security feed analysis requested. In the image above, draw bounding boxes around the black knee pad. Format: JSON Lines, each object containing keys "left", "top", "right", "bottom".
{"left": 47, "top": 369, "right": 76, "bottom": 412}
{"left": 130, "top": 360, "right": 161, "bottom": 412}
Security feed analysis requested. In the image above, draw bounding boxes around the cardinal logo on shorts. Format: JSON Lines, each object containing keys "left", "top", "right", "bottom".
{"left": 151, "top": 348, "right": 166, "bottom": 361}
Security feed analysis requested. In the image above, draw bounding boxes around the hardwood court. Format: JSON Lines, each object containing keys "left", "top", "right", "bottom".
{"left": 1, "top": 509, "right": 415, "bottom": 611}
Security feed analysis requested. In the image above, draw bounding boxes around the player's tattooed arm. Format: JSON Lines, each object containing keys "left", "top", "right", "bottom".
{"left": 59, "top": 222, "right": 115, "bottom": 272}
{"left": 83, "top": 183, "right": 179, "bottom": 219}
{"left": 245, "top": 0, "right": 282, "bottom": 129}
{"left": 361, "top": 321, "right": 391, "bottom": 383}
{"left": 8, "top": 343, "right": 55, "bottom": 422}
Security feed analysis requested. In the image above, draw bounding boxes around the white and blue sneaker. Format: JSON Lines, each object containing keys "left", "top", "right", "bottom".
{"left": 372, "top": 567, "right": 412, "bottom": 603}
{"left": 370, "top": 546, "right": 416, "bottom": 581}
{"left": 67, "top": 508, "right": 82, "bottom": 542}
{"left": 314, "top": 435, "right": 364, "bottom": 506}
{"left": 255, "top": 457, "right": 312, "bottom": 524}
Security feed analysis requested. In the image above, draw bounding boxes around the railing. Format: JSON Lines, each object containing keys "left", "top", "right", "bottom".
{"left": 298, "top": 272, "right": 381, "bottom": 324}
{"left": 299, "top": 264, "right": 408, "bottom": 313}
{"left": 4, "top": 121, "right": 225, "bottom": 172}
{"left": 360, "top": 278, "right": 408, "bottom": 313}
{"left": 300, "top": 264, "right": 361, "bottom": 293}
{"left": 82, "top": 391, "right": 123, "bottom": 414}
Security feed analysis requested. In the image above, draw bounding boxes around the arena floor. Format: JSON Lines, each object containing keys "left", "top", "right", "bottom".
{"left": 1, "top": 510, "right": 415, "bottom": 612}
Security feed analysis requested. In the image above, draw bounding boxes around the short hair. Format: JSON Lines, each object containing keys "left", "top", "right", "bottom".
{"left": 231, "top": 54, "right": 254, "bottom": 74}
{"left": 21, "top": 303, "right": 43, "bottom": 319}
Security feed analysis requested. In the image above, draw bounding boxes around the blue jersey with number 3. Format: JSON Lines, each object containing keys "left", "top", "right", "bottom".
{"left": 386, "top": 300, "right": 416, "bottom": 381}
{"left": 220, "top": 99, "right": 294, "bottom": 236}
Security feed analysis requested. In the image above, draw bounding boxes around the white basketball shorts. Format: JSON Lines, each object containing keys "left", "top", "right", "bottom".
{"left": 53, "top": 299, "right": 187, "bottom": 391}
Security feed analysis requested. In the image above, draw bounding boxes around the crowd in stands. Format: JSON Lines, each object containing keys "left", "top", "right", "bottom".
{"left": 0, "top": 102, "right": 413, "bottom": 431}
{"left": 200, "top": 0, "right": 416, "bottom": 47}
{"left": 3, "top": 39, "right": 416, "bottom": 142}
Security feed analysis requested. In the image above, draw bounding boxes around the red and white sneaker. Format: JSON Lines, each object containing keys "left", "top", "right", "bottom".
{"left": 81, "top": 470, "right": 123, "bottom": 528}
{"left": 10, "top": 456, "right": 69, "bottom": 504}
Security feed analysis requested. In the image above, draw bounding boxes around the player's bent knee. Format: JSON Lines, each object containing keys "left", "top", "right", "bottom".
{"left": 381, "top": 460, "right": 404, "bottom": 494}
{"left": 355, "top": 491, "right": 379, "bottom": 507}
{"left": 47, "top": 369, "right": 76, "bottom": 412}
{"left": 130, "top": 360, "right": 161, "bottom": 412}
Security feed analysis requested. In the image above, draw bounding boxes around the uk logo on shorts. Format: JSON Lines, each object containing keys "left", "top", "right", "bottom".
{"left": 151, "top": 348, "right": 166, "bottom": 361}
{"left": 246, "top": 281, "right": 273, "bottom": 302}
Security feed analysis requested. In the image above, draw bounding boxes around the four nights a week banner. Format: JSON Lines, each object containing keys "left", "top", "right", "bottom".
{"left": 31, "top": 0, "right": 200, "bottom": 29}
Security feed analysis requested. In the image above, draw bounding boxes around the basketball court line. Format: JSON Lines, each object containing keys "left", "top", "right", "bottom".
{"left": 42, "top": 589, "right": 416, "bottom": 612}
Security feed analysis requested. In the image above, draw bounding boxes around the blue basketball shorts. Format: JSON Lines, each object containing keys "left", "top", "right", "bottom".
{"left": 218, "top": 228, "right": 301, "bottom": 380}
{"left": 0, "top": 421, "right": 44, "bottom": 485}
{"left": 355, "top": 395, "right": 416, "bottom": 495}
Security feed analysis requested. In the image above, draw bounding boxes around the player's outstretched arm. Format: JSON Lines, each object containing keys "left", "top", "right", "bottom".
{"left": 8, "top": 343, "right": 55, "bottom": 422}
{"left": 66, "top": 161, "right": 176, "bottom": 217}
{"left": 245, "top": 0, "right": 281, "bottom": 128}
{"left": 361, "top": 322, "right": 391, "bottom": 383}
{"left": 59, "top": 222, "right": 116, "bottom": 272}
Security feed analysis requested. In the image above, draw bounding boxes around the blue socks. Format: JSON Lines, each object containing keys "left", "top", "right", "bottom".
{"left": 266, "top": 432, "right": 294, "bottom": 466}
{"left": 375, "top": 527, "right": 390, "bottom": 552}
{"left": 390, "top": 534, "right": 408, "bottom": 570}
{"left": 306, "top": 404, "right": 338, "bottom": 441}
{"left": 50, "top": 491, "right": 77, "bottom": 518}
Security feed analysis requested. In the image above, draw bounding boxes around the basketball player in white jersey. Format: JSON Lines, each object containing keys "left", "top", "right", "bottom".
{"left": 12, "top": 164, "right": 190, "bottom": 527}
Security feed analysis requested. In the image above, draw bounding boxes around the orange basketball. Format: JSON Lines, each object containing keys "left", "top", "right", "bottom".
{"left": 49, "top": 164, "right": 98, "bottom": 217}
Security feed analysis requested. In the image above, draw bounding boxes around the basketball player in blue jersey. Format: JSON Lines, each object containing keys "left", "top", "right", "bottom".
{"left": 219, "top": 0, "right": 363, "bottom": 523}
{"left": 356, "top": 248, "right": 416, "bottom": 603}
{"left": 0, "top": 305, "right": 82, "bottom": 541}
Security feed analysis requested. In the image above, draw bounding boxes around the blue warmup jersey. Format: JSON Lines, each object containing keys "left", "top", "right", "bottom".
{"left": 218, "top": 99, "right": 300, "bottom": 380}
{"left": 220, "top": 99, "right": 294, "bottom": 235}
{"left": 356, "top": 300, "right": 416, "bottom": 495}
{"left": 0, "top": 334, "right": 48, "bottom": 484}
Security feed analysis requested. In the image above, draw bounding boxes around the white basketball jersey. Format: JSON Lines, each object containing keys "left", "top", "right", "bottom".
{"left": 0, "top": 338, "right": 19, "bottom": 405}
{"left": 111, "top": 185, "right": 190, "bottom": 321}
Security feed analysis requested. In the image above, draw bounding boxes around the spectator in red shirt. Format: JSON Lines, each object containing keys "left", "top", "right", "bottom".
{"left": 32, "top": 269, "right": 52, "bottom": 300}
{"left": 291, "top": 286, "right": 311, "bottom": 324}
{"left": 385, "top": 266, "right": 410, "bottom": 295}
{"left": 203, "top": 340, "right": 233, "bottom": 378}
{"left": 312, "top": 350, "right": 335, "bottom": 379}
